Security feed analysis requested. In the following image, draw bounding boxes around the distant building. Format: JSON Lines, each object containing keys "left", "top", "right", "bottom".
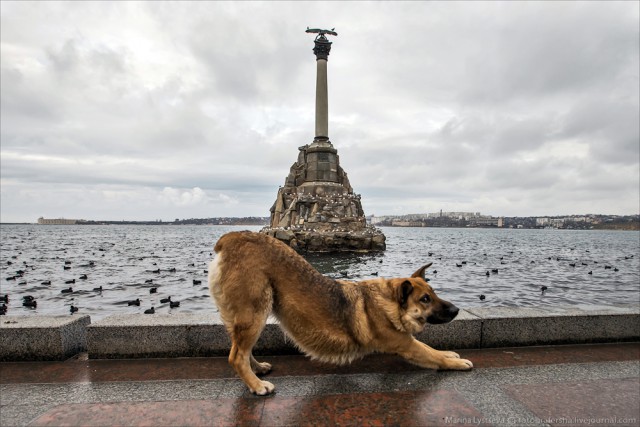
{"left": 536, "top": 217, "right": 550, "bottom": 227}
{"left": 391, "top": 220, "right": 424, "bottom": 227}
{"left": 37, "top": 217, "right": 80, "bottom": 225}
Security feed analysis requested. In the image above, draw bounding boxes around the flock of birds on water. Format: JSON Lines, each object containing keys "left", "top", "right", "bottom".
{"left": 1, "top": 233, "right": 637, "bottom": 317}
{"left": 1, "top": 244, "right": 210, "bottom": 317}
{"left": 435, "top": 249, "right": 631, "bottom": 302}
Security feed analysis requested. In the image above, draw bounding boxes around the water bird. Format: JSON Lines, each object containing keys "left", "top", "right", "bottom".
{"left": 541, "top": 286, "right": 548, "bottom": 293}
{"left": 169, "top": 300, "right": 180, "bottom": 308}
{"left": 588, "top": 271, "right": 593, "bottom": 275}
{"left": 203, "top": 270, "right": 208, "bottom": 274}
{"left": 18, "top": 281, "right": 27, "bottom": 285}
{"left": 152, "top": 269, "right": 160, "bottom": 274}
{"left": 5, "top": 276, "right": 16, "bottom": 281}
{"left": 23, "top": 295, "right": 35, "bottom": 302}
{"left": 15, "top": 270, "right": 25, "bottom": 276}
{"left": 371, "top": 272, "right": 378, "bottom": 276}
{"left": 152, "top": 263, "right": 157, "bottom": 266}
{"left": 456, "top": 263, "right": 462, "bottom": 268}
{"left": 491, "top": 269, "right": 499, "bottom": 274}
{"left": 64, "top": 261, "right": 72, "bottom": 265}
{"left": 23, "top": 300, "right": 37, "bottom": 308}
{"left": 582, "top": 263, "right": 588, "bottom": 266}
{"left": 604, "top": 265, "right": 612, "bottom": 269}
{"left": 145, "top": 279, "right": 153, "bottom": 284}
{"left": 144, "top": 307, "right": 155, "bottom": 314}
{"left": 0, "top": 304, "right": 7, "bottom": 315}
{"left": 93, "top": 286, "right": 103, "bottom": 292}
{"left": 486, "top": 271, "right": 490, "bottom": 277}
{"left": 168, "top": 268, "right": 177, "bottom": 273}
{"left": 160, "top": 296, "right": 172, "bottom": 303}
{"left": 61, "top": 287, "right": 73, "bottom": 293}
{"left": 461, "top": 261, "right": 467, "bottom": 265}
{"left": 6, "top": 261, "right": 12, "bottom": 265}
{"left": 79, "top": 274, "right": 88, "bottom": 280}
{"left": 193, "top": 280, "right": 202, "bottom": 285}
{"left": 433, "top": 270, "right": 437, "bottom": 274}
{"left": 569, "top": 263, "right": 576, "bottom": 267}
{"left": 479, "top": 295, "right": 486, "bottom": 301}
{"left": 63, "top": 266, "right": 71, "bottom": 270}
{"left": 70, "top": 305, "right": 79, "bottom": 313}
{"left": 150, "top": 287, "right": 158, "bottom": 294}
{"left": 65, "top": 279, "right": 76, "bottom": 284}
{"left": 614, "top": 267, "right": 619, "bottom": 272}
{"left": 0, "top": 295, "right": 8, "bottom": 303}
{"left": 428, "top": 252, "right": 434, "bottom": 256}
{"left": 127, "top": 299, "right": 140, "bottom": 306}
{"left": 188, "top": 263, "right": 195, "bottom": 267}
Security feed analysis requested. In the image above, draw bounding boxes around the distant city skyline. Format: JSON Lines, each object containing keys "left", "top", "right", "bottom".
{"left": 1, "top": 2, "right": 638, "bottom": 223}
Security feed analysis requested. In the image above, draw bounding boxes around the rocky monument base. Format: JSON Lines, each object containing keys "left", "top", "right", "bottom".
{"left": 262, "top": 226, "right": 386, "bottom": 253}
{"left": 260, "top": 143, "right": 386, "bottom": 253}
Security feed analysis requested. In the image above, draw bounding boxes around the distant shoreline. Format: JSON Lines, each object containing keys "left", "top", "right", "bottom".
{"left": 2, "top": 223, "right": 637, "bottom": 231}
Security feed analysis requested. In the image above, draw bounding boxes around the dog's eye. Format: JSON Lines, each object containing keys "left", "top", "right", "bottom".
{"left": 420, "top": 295, "right": 431, "bottom": 304}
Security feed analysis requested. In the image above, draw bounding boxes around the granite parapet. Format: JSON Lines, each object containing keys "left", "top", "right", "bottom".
{"left": 1, "top": 306, "right": 638, "bottom": 361}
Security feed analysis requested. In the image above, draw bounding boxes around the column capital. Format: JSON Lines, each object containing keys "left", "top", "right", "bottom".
{"left": 312, "top": 35, "right": 332, "bottom": 61}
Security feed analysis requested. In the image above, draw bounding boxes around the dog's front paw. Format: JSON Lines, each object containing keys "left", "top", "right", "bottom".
{"left": 440, "top": 351, "right": 460, "bottom": 359}
{"left": 442, "top": 357, "right": 473, "bottom": 371}
{"left": 252, "top": 380, "right": 275, "bottom": 396}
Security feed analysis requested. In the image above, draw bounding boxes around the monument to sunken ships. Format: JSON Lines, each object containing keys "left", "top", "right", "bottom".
{"left": 260, "top": 28, "right": 386, "bottom": 252}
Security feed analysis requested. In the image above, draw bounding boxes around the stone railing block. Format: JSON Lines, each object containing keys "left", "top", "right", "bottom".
{"left": 0, "top": 315, "right": 90, "bottom": 361}
{"left": 467, "top": 305, "right": 640, "bottom": 348}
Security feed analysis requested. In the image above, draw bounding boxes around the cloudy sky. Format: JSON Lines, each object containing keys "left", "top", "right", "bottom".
{"left": 1, "top": 1, "right": 638, "bottom": 223}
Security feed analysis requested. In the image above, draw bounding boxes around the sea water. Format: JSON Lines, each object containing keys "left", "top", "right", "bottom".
{"left": 1, "top": 224, "right": 638, "bottom": 320}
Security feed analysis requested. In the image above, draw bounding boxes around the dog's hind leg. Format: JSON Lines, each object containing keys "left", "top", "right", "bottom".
{"left": 250, "top": 353, "right": 272, "bottom": 375}
{"left": 228, "top": 308, "right": 275, "bottom": 395}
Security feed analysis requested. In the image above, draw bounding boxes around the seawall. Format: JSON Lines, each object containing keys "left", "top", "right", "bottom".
{"left": 1, "top": 305, "right": 638, "bottom": 361}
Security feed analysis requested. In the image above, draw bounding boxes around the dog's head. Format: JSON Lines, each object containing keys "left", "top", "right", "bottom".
{"left": 393, "top": 263, "right": 459, "bottom": 334}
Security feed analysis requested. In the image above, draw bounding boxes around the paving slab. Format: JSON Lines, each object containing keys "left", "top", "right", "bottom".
{"left": 0, "top": 343, "right": 638, "bottom": 427}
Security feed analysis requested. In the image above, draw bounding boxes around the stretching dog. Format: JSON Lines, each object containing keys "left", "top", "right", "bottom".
{"left": 209, "top": 231, "right": 473, "bottom": 395}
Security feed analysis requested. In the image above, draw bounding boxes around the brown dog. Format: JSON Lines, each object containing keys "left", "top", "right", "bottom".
{"left": 209, "top": 231, "right": 473, "bottom": 395}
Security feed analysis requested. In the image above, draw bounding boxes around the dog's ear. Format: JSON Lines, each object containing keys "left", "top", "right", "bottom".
{"left": 397, "top": 280, "right": 414, "bottom": 308}
{"left": 411, "top": 263, "right": 433, "bottom": 280}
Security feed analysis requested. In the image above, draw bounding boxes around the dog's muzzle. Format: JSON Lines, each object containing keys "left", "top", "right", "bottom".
{"left": 426, "top": 301, "right": 459, "bottom": 324}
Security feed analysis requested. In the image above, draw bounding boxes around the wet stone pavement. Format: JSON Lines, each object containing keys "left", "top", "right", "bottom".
{"left": 0, "top": 343, "right": 638, "bottom": 427}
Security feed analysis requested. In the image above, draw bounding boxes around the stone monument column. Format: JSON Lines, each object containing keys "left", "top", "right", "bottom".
{"left": 313, "top": 35, "right": 331, "bottom": 141}
{"left": 260, "top": 28, "right": 386, "bottom": 252}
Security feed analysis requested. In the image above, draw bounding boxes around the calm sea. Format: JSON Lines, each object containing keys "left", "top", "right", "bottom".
{"left": 1, "top": 224, "right": 638, "bottom": 320}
